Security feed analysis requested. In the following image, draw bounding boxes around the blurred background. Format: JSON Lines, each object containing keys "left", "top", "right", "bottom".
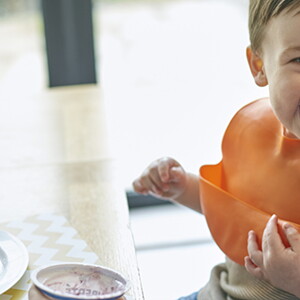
{"left": 0, "top": 0, "right": 268, "bottom": 299}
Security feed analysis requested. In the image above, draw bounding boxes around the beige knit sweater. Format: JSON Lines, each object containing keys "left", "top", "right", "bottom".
{"left": 197, "top": 257, "right": 299, "bottom": 300}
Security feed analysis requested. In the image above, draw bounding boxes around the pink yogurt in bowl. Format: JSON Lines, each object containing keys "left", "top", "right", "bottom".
{"left": 31, "top": 263, "right": 130, "bottom": 300}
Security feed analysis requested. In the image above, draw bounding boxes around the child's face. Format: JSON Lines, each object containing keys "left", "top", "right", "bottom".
{"left": 249, "top": 8, "right": 300, "bottom": 138}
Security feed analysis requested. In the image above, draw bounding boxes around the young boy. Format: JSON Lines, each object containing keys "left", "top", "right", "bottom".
{"left": 133, "top": 0, "right": 300, "bottom": 299}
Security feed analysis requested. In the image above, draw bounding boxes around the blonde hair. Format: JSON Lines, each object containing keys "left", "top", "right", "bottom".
{"left": 249, "top": 0, "right": 300, "bottom": 52}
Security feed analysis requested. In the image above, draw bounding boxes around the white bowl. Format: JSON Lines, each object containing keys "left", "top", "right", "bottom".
{"left": 31, "top": 263, "right": 130, "bottom": 300}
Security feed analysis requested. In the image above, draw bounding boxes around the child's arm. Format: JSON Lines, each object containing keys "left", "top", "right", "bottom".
{"left": 245, "top": 215, "right": 300, "bottom": 298}
{"left": 132, "top": 157, "right": 202, "bottom": 213}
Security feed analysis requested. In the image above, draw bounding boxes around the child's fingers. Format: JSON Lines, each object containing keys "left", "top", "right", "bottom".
{"left": 157, "top": 159, "right": 171, "bottom": 183}
{"left": 133, "top": 157, "right": 183, "bottom": 198}
{"left": 158, "top": 157, "right": 179, "bottom": 183}
{"left": 283, "top": 223, "right": 300, "bottom": 253}
{"left": 247, "top": 230, "right": 263, "bottom": 267}
{"left": 132, "top": 179, "right": 150, "bottom": 195}
{"left": 133, "top": 173, "right": 162, "bottom": 196}
{"left": 262, "top": 215, "right": 285, "bottom": 253}
{"left": 141, "top": 174, "right": 163, "bottom": 195}
{"left": 148, "top": 168, "right": 169, "bottom": 193}
{"left": 169, "top": 166, "right": 185, "bottom": 182}
{"left": 132, "top": 179, "right": 147, "bottom": 194}
{"left": 244, "top": 256, "right": 264, "bottom": 279}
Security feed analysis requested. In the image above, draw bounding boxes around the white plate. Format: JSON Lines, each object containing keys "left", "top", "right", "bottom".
{"left": 0, "top": 230, "right": 29, "bottom": 294}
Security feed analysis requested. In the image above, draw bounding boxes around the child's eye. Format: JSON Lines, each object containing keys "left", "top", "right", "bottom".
{"left": 291, "top": 57, "right": 300, "bottom": 63}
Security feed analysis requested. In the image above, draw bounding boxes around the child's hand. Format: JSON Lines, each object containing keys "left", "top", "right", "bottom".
{"left": 132, "top": 157, "right": 187, "bottom": 201}
{"left": 245, "top": 214, "right": 300, "bottom": 297}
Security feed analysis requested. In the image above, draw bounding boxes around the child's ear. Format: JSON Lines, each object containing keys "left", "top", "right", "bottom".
{"left": 246, "top": 46, "right": 268, "bottom": 87}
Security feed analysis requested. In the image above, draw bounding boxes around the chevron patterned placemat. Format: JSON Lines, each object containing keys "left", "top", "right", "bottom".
{"left": 0, "top": 213, "right": 100, "bottom": 300}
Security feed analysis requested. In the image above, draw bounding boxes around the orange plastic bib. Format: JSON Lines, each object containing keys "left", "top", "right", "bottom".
{"left": 199, "top": 98, "right": 300, "bottom": 265}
